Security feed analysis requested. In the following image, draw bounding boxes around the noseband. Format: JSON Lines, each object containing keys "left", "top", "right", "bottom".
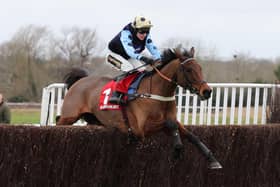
{"left": 152, "top": 58, "right": 206, "bottom": 94}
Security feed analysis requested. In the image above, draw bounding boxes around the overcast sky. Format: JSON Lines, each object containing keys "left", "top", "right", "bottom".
{"left": 1, "top": 0, "right": 280, "bottom": 59}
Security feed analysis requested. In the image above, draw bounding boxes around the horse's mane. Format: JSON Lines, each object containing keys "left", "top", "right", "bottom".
{"left": 63, "top": 67, "right": 89, "bottom": 89}
{"left": 161, "top": 48, "right": 177, "bottom": 65}
{"left": 159, "top": 47, "right": 193, "bottom": 68}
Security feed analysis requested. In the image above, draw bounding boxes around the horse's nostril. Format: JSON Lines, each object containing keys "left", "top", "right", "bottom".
{"left": 203, "top": 90, "right": 212, "bottom": 99}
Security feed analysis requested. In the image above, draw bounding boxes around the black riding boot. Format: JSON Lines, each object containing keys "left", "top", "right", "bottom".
{"left": 109, "top": 91, "right": 123, "bottom": 104}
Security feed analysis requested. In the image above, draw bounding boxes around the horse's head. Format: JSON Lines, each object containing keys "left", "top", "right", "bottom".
{"left": 173, "top": 47, "right": 212, "bottom": 100}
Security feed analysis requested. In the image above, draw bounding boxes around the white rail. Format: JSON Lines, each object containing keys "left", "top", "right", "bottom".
{"left": 176, "top": 83, "right": 278, "bottom": 125}
{"left": 40, "top": 83, "right": 66, "bottom": 126}
{"left": 41, "top": 83, "right": 279, "bottom": 126}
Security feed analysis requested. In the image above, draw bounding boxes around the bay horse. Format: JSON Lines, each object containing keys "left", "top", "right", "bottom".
{"left": 57, "top": 47, "right": 222, "bottom": 169}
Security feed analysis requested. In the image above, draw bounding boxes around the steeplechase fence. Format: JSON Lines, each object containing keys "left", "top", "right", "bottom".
{"left": 40, "top": 83, "right": 280, "bottom": 126}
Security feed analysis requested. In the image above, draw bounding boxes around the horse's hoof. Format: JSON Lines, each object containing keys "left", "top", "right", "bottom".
{"left": 174, "top": 143, "right": 184, "bottom": 150}
{"left": 127, "top": 134, "right": 138, "bottom": 145}
{"left": 208, "top": 161, "right": 223, "bottom": 169}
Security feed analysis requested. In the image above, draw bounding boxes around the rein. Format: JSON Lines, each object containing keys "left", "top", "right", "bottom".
{"left": 151, "top": 58, "right": 205, "bottom": 94}
{"left": 152, "top": 65, "right": 177, "bottom": 85}
{"left": 151, "top": 58, "right": 195, "bottom": 86}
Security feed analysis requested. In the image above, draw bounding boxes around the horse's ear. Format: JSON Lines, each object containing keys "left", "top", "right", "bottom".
{"left": 190, "top": 47, "right": 195, "bottom": 57}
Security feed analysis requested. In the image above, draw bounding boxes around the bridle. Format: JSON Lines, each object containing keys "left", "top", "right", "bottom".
{"left": 152, "top": 58, "right": 206, "bottom": 95}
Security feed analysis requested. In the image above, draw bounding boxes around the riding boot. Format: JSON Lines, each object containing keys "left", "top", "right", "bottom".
{"left": 109, "top": 91, "right": 123, "bottom": 104}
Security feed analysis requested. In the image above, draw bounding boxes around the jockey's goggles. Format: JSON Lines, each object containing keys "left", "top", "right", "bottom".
{"left": 137, "top": 28, "right": 150, "bottom": 34}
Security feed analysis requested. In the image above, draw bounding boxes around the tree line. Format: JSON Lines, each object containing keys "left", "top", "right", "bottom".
{"left": 0, "top": 25, "right": 279, "bottom": 102}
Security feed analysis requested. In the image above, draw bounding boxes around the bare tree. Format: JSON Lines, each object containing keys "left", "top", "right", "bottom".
{"left": 10, "top": 25, "right": 50, "bottom": 59}
{"left": 274, "top": 63, "right": 280, "bottom": 80}
{"left": 231, "top": 53, "right": 250, "bottom": 82}
{"left": 160, "top": 37, "right": 218, "bottom": 59}
{"left": 3, "top": 25, "right": 51, "bottom": 100}
{"left": 55, "top": 27, "right": 99, "bottom": 67}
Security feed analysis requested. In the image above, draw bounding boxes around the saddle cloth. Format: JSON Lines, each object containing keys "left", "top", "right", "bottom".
{"left": 99, "top": 72, "right": 144, "bottom": 110}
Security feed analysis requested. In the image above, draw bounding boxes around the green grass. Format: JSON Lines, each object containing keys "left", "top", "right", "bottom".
{"left": 9, "top": 107, "right": 263, "bottom": 125}
{"left": 179, "top": 110, "right": 263, "bottom": 125}
{"left": 11, "top": 108, "right": 41, "bottom": 124}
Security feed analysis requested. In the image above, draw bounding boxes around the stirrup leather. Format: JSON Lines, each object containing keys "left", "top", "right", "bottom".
{"left": 109, "top": 92, "right": 124, "bottom": 104}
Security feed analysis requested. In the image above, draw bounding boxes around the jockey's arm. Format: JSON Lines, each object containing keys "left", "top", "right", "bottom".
{"left": 120, "top": 30, "right": 142, "bottom": 60}
{"left": 145, "top": 34, "right": 161, "bottom": 60}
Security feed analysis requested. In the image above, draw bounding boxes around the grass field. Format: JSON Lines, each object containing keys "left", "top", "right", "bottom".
{"left": 9, "top": 107, "right": 264, "bottom": 125}
{"left": 11, "top": 108, "right": 41, "bottom": 124}
{"left": 178, "top": 107, "right": 264, "bottom": 125}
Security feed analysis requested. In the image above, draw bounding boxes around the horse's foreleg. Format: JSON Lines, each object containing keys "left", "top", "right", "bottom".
{"left": 164, "top": 119, "right": 184, "bottom": 159}
{"left": 165, "top": 119, "right": 183, "bottom": 148}
{"left": 178, "top": 123, "right": 222, "bottom": 169}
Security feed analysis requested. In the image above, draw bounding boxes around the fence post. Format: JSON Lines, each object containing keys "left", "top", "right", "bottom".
{"left": 40, "top": 88, "right": 49, "bottom": 126}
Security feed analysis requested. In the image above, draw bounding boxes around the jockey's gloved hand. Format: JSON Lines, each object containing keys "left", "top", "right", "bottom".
{"left": 140, "top": 56, "right": 154, "bottom": 65}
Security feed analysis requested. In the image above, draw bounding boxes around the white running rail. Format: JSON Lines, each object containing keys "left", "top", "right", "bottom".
{"left": 40, "top": 83, "right": 66, "bottom": 126}
{"left": 40, "top": 83, "right": 279, "bottom": 126}
{"left": 176, "top": 83, "right": 278, "bottom": 125}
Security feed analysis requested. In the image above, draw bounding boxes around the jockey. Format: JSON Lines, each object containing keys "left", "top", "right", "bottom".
{"left": 108, "top": 15, "right": 161, "bottom": 104}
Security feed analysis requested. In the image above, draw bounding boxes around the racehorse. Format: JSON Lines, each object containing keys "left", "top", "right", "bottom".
{"left": 57, "top": 47, "right": 222, "bottom": 169}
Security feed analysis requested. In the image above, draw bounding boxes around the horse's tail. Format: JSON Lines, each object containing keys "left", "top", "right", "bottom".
{"left": 63, "top": 67, "right": 89, "bottom": 89}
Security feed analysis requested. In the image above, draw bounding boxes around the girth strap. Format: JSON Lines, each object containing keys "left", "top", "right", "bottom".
{"left": 128, "top": 93, "right": 175, "bottom": 101}
{"left": 137, "top": 93, "right": 175, "bottom": 101}
{"left": 120, "top": 106, "right": 133, "bottom": 134}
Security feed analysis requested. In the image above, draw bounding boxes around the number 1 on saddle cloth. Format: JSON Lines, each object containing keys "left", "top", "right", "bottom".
{"left": 109, "top": 71, "right": 146, "bottom": 105}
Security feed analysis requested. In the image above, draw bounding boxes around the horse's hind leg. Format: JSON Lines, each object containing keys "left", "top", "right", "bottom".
{"left": 178, "top": 123, "right": 222, "bottom": 169}
{"left": 56, "top": 116, "right": 79, "bottom": 125}
{"left": 81, "top": 113, "right": 102, "bottom": 125}
{"left": 57, "top": 100, "right": 82, "bottom": 125}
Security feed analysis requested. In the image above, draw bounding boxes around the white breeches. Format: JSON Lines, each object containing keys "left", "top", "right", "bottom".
{"left": 107, "top": 51, "right": 146, "bottom": 72}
